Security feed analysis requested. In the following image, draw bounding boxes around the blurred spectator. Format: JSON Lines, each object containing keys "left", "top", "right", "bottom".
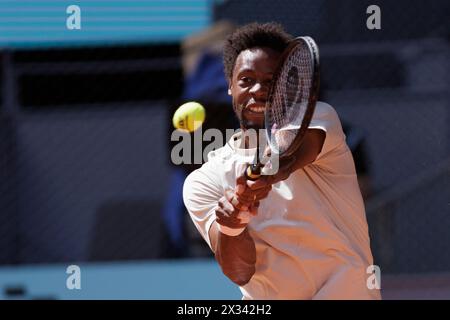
{"left": 163, "top": 22, "right": 238, "bottom": 258}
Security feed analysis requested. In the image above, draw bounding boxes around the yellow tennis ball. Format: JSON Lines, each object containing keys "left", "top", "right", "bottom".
{"left": 172, "top": 101, "right": 206, "bottom": 132}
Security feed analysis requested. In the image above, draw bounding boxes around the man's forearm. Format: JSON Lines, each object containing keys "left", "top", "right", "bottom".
{"left": 210, "top": 222, "right": 256, "bottom": 286}
{"left": 290, "top": 129, "right": 325, "bottom": 172}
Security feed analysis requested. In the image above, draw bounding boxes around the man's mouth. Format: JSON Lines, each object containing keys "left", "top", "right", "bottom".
{"left": 245, "top": 103, "right": 266, "bottom": 114}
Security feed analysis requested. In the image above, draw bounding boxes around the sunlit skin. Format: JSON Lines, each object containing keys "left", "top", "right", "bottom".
{"left": 228, "top": 47, "right": 281, "bottom": 130}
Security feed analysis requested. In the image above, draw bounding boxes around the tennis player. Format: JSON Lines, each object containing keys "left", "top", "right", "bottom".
{"left": 183, "top": 22, "right": 381, "bottom": 300}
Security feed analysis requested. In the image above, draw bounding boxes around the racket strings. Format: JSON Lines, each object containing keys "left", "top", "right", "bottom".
{"left": 268, "top": 41, "right": 314, "bottom": 154}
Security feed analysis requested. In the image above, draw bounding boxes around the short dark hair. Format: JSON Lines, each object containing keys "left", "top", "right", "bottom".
{"left": 223, "top": 22, "right": 292, "bottom": 80}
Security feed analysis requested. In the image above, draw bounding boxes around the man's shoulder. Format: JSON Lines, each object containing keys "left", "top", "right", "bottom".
{"left": 184, "top": 143, "right": 232, "bottom": 187}
{"left": 184, "top": 132, "right": 244, "bottom": 191}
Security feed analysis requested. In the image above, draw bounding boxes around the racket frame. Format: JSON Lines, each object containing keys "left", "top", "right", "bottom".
{"left": 246, "top": 36, "right": 320, "bottom": 180}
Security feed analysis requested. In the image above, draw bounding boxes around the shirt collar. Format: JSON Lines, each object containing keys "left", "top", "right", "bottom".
{"left": 226, "top": 130, "right": 258, "bottom": 158}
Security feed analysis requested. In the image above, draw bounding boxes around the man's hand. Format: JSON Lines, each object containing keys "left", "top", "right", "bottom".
{"left": 216, "top": 189, "right": 259, "bottom": 230}
{"left": 233, "top": 173, "right": 274, "bottom": 208}
{"left": 214, "top": 156, "right": 294, "bottom": 236}
{"left": 233, "top": 155, "right": 297, "bottom": 204}
{"left": 241, "top": 129, "right": 326, "bottom": 197}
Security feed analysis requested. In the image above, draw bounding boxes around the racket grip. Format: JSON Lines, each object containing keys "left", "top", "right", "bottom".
{"left": 246, "top": 164, "right": 261, "bottom": 181}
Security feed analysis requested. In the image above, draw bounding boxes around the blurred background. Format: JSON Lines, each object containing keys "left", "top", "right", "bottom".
{"left": 0, "top": 0, "right": 449, "bottom": 299}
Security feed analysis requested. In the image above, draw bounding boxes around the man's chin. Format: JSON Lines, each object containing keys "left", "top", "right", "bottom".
{"left": 241, "top": 118, "right": 264, "bottom": 130}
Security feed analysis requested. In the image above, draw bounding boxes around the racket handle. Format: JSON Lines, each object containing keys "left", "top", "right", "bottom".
{"left": 246, "top": 164, "right": 261, "bottom": 181}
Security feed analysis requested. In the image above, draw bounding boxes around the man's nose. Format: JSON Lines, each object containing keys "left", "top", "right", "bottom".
{"left": 249, "top": 81, "right": 269, "bottom": 99}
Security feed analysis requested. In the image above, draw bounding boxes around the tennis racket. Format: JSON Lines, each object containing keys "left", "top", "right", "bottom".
{"left": 246, "top": 36, "right": 320, "bottom": 180}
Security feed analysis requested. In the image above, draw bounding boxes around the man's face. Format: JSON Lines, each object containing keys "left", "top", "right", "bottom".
{"left": 229, "top": 47, "right": 281, "bottom": 129}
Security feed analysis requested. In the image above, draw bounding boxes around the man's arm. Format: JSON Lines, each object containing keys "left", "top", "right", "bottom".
{"left": 209, "top": 185, "right": 271, "bottom": 286}
{"left": 203, "top": 129, "right": 325, "bottom": 286}
{"left": 296, "top": 129, "right": 326, "bottom": 166}
{"left": 276, "top": 129, "right": 326, "bottom": 181}
{"left": 189, "top": 130, "right": 325, "bottom": 286}
{"left": 208, "top": 188, "right": 268, "bottom": 286}
{"left": 209, "top": 221, "right": 256, "bottom": 286}
{"left": 235, "top": 129, "right": 325, "bottom": 205}
{"left": 183, "top": 168, "right": 268, "bottom": 286}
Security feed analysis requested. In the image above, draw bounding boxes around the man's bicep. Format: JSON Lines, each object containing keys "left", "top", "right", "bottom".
{"left": 292, "top": 129, "right": 325, "bottom": 170}
{"left": 306, "top": 129, "right": 326, "bottom": 161}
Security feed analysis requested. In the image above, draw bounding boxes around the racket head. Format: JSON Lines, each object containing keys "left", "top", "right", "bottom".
{"left": 264, "top": 36, "right": 320, "bottom": 160}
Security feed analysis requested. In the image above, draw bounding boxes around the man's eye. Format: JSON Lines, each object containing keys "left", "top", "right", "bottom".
{"left": 240, "top": 77, "right": 253, "bottom": 84}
